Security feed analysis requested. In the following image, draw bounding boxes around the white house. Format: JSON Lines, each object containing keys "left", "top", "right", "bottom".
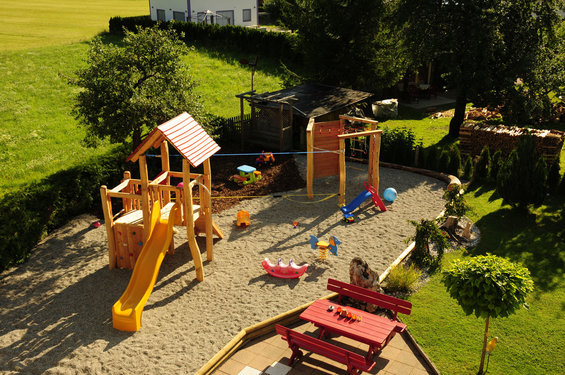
{"left": 149, "top": 0, "right": 259, "bottom": 27}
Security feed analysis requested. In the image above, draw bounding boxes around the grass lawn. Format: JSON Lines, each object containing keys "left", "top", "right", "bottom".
{"left": 0, "top": 0, "right": 147, "bottom": 51}
{"left": 402, "top": 188, "right": 565, "bottom": 374}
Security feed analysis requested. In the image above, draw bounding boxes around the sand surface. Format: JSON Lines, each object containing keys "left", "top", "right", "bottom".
{"left": 0, "top": 158, "right": 446, "bottom": 374}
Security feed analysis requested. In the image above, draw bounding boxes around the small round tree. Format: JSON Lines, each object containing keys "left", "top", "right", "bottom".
{"left": 71, "top": 25, "right": 203, "bottom": 148}
{"left": 442, "top": 254, "right": 534, "bottom": 375}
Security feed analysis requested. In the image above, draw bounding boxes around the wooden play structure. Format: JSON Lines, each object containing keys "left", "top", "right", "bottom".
{"left": 306, "top": 115, "right": 381, "bottom": 206}
{"left": 99, "top": 112, "right": 223, "bottom": 281}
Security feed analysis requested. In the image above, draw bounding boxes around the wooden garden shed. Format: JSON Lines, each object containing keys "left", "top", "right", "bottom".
{"left": 236, "top": 83, "right": 374, "bottom": 151}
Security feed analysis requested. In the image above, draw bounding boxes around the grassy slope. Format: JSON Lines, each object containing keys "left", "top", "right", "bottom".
{"left": 0, "top": 0, "right": 147, "bottom": 50}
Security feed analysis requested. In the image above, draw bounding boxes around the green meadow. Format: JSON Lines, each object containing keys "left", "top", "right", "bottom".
{"left": 0, "top": 0, "right": 147, "bottom": 50}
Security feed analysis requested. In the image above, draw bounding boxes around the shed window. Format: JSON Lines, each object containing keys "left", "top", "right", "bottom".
{"left": 173, "top": 11, "right": 185, "bottom": 21}
{"left": 156, "top": 9, "right": 166, "bottom": 21}
{"left": 242, "top": 9, "right": 252, "bottom": 22}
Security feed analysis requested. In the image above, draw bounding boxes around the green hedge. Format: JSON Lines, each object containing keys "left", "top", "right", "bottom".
{"left": 0, "top": 147, "right": 131, "bottom": 271}
{"left": 108, "top": 16, "right": 301, "bottom": 62}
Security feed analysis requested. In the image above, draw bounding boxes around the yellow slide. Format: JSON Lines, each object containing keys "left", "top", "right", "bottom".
{"left": 112, "top": 201, "right": 179, "bottom": 332}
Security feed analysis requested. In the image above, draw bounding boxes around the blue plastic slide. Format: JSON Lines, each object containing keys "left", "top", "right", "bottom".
{"left": 340, "top": 189, "right": 372, "bottom": 214}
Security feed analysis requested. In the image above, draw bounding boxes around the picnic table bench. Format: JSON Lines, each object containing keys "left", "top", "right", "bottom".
{"left": 327, "top": 278, "right": 412, "bottom": 323}
{"left": 275, "top": 324, "right": 375, "bottom": 375}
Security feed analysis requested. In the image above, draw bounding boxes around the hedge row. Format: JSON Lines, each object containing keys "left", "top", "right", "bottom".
{"left": 0, "top": 147, "right": 131, "bottom": 271}
{"left": 108, "top": 16, "right": 301, "bottom": 63}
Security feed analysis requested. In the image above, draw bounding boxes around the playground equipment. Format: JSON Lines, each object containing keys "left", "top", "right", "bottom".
{"left": 236, "top": 210, "right": 251, "bottom": 227}
{"left": 262, "top": 258, "right": 308, "bottom": 279}
{"left": 112, "top": 200, "right": 179, "bottom": 331}
{"left": 256, "top": 150, "right": 275, "bottom": 167}
{"left": 309, "top": 235, "right": 340, "bottom": 260}
{"left": 341, "top": 181, "right": 386, "bottom": 221}
{"left": 383, "top": 187, "right": 398, "bottom": 202}
{"left": 232, "top": 164, "right": 262, "bottom": 184}
{"left": 306, "top": 115, "right": 382, "bottom": 206}
{"left": 99, "top": 112, "right": 224, "bottom": 282}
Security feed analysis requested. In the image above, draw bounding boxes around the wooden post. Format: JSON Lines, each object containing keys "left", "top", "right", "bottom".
{"left": 183, "top": 159, "right": 204, "bottom": 281}
{"left": 160, "top": 141, "right": 171, "bottom": 204}
{"left": 203, "top": 159, "right": 214, "bottom": 261}
{"left": 139, "top": 155, "right": 151, "bottom": 242}
{"left": 100, "top": 185, "right": 116, "bottom": 270}
{"left": 239, "top": 96, "right": 245, "bottom": 149}
{"left": 122, "top": 171, "right": 131, "bottom": 212}
{"left": 279, "top": 103, "right": 284, "bottom": 151}
{"left": 339, "top": 136, "right": 346, "bottom": 206}
{"left": 373, "top": 132, "right": 381, "bottom": 193}
{"left": 306, "top": 118, "right": 315, "bottom": 199}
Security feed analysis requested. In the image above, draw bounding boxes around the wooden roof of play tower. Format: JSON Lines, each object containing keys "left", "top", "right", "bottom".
{"left": 126, "top": 112, "right": 220, "bottom": 166}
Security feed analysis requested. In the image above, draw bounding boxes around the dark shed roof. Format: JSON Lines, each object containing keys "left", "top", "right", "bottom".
{"left": 252, "top": 83, "right": 374, "bottom": 118}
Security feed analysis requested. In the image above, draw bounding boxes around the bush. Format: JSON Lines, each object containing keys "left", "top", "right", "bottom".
{"left": 462, "top": 155, "right": 474, "bottom": 180}
{"left": 473, "top": 145, "right": 490, "bottom": 182}
{"left": 408, "top": 218, "right": 449, "bottom": 268}
{"left": 379, "top": 127, "right": 417, "bottom": 166}
{"left": 426, "top": 146, "right": 440, "bottom": 171}
{"left": 0, "top": 148, "right": 130, "bottom": 271}
{"left": 385, "top": 263, "right": 422, "bottom": 294}
{"left": 439, "top": 149, "right": 451, "bottom": 173}
{"left": 558, "top": 173, "right": 565, "bottom": 196}
{"left": 109, "top": 15, "right": 301, "bottom": 63}
{"left": 447, "top": 145, "right": 462, "bottom": 176}
{"left": 489, "top": 149, "right": 503, "bottom": 180}
{"left": 496, "top": 132, "right": 548, "bottom": 210}
{"left": 546, "top": 159, "right": 561, "bottom": 193}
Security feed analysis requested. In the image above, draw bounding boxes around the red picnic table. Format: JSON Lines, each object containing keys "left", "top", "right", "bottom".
{"left": 299, "top": 298, "right": 406, "bottom": 360}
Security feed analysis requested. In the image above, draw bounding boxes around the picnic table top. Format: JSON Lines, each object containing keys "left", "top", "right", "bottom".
{"left": 299, "top": 299, "right": 401, "bottom": 350}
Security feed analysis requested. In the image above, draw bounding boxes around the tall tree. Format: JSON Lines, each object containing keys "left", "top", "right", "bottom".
{"left": 443, "top": 255, "right": 534, "bottom": 374}
{"left": 398, "top": 0, "right": 563, "bottom": 136}
{"left": 71, "top": 26, "right": 203, "bottom": 148}
{"left": 282, "top": 0, "right": 408, "bottom": 90}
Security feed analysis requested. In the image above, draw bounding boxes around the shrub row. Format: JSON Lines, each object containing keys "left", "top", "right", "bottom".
{"left": 0, "top": 147, "right": 131, "bottom": 272}
{"left": 108, "top": 16, "right": 301, "bottom": 63}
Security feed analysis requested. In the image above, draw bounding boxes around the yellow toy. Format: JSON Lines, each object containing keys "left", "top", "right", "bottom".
{"left": 112, "top": 200, "right": 179, "bottom": 331}
{"left": 236, "top": 210, "right": 251, "bottom": 227}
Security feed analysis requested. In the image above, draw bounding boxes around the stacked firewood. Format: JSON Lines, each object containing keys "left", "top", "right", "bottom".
{"left": 459, "top": 121, "right": 565, "bottom": 164}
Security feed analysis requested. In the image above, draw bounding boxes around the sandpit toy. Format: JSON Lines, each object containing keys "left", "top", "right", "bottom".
{"left": 236, "top": 210, "right": 250, "bottom": 227}
{"left": 341, "top": 181, "right": 386, "bottom": 222}
{"left": 383, "top": 187, "right": 398, "bottom": 202}
{"left": 232, "top": 164, "right": 262, "bottom": 185}
{"left": 256, "top": 150, "right": 275, "bottom": 167}
{"left": 262, "top": 258, "right": 308, "bottom": 279}
{"left": 309, "top": 235, "right": 341, "bottom": 260}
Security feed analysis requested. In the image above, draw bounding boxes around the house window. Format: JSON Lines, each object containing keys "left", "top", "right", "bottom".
{"left": 173, "top": 11, "right": 185, "bottom": 21}
{"left": 197, "top": 12, "right": 206, "bottom": 23}
{"left": 156, "top": 9, "right": 166, "bottom": 21}
{"left": 242, "top": 9, "right": 252, "bottom": 22}
{"left": 216, "top": 10, "right": 233, "bottom": 26}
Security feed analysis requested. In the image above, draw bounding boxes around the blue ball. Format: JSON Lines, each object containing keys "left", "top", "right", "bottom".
{"left": 383, "top": 187, "right": 397, "bottom": 202}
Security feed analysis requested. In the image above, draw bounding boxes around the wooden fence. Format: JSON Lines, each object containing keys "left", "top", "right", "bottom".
{"left": 459, "top": 121, "right": 565, "bottom": 164}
